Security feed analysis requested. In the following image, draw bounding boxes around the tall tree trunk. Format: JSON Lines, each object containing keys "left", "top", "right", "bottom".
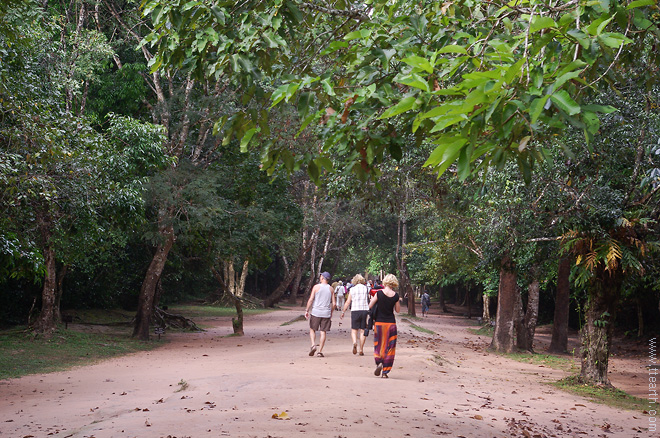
{"left": 54, "top": 264, "right": 68, "bottom": 324}
{"left": 439, "top": 286, "right": 448, "bottom": 313}
{"left": 549, "top": 256, "right": 571, "bottom": 353}
{"left": 466, "top": 285, "right": 472, "bottom": 319}
{"left": 210, "top": 265, "right": 245, "bottom": 335}
{"left": 491, "top": 253, "right": 518, "bottom": 353}
{"left": 289, "top": 264, "right": 304, "bottom": 305}
{"left": 133, "top": 223, "right": 175, "bottom": 340}
{"left": 300, "top": 228, "right": 319, "bottom": 306}
{"left": 264, "top": 242, "right": 312, "bottom": 307}
{"left": 482, "top": 294, "right": 491, "bottom": 321}
{"left": 636, "top": 297, "right": 644, "bottom": 337}
{"left": 397, "top": 218, "right": 416, "bottom": 316}
{"left": 516, "top": 275, "right": 540, "bottom": 352}
{"left": 34, "top": 212, "right": 57, "bottom": 334}
{"left": 580, "top": 269, "right": 622, "bottom": 385}
{"left": 35, "top": 245, "right": 58, "bottom": 334}
{"left": 231, "top": 294, "right": 245, "bottom": 336}
{"left": 222, "top": 259, "right": 249, "bottom": 334}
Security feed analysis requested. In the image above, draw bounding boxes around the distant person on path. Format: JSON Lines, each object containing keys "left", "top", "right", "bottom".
{"left": 369, "top": 274, "right": 401, "bottom": 378}
{"left": 305, "top": 271, "right": 335, "bottom": 357}
{"left": 340, "top": 274, "right": 370, "bottom": 355}
{"left": 370, "top": 279, "right": 383, "bottom": 298}
{"left": 335, "top": 281, "right": 346, "bottom": 311}
{"left": 421, "top": 291, "right": 431, "bottom": 317}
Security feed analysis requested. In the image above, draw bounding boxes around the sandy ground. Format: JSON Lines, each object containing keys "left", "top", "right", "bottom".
{"left": 0, "top": 304, "right": 653, "bottom": 438}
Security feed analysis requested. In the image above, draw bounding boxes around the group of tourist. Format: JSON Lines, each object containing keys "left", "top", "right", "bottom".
{"left": 304, "top": 272, "right": 401, "bottom": 378}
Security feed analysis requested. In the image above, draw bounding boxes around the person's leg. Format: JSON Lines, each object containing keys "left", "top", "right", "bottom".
{"left": 309, "top": 328, "right": 316, "bottom": 348}
{"left": 318, "top": 330, "right": 327, "bottom": 353}
{"left": 359, "top": 329, "right": 366, "bottom": 354}
{"left": 351, "top": 329, "right": 358, "bottom": 354}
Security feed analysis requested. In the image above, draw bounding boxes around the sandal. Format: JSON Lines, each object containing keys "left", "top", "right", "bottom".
{"left": 308, "top": 345, "right": 317, "bottom": 356}
{"left": 317, "top": 352, "right": 324, "bottom": 357}
{"left": 352, "top": 343, "right": 357, "bottom": 355}
{"left": 381, "top": 374, "right": 389, "bottom": 379}
{"left": 359, "top": 351, "right": 364, "bottom": 356}
{"left": 374, "top": 363, "right": 383, "bottom": 376}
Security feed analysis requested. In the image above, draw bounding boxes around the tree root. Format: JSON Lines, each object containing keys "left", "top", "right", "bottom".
{"left": 153, "top": 307, "right": 203, "bottom": 332}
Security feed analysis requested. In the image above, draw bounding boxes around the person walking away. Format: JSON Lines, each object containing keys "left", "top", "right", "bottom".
{"left": 370, "top": 279, "right": 383, "bottom": 298}
{"left": 340, "top": 274, "right": 370, "bottom": 355}
{"left": 369, "top": 274, "right": 400, "bottom": 378}
{"left": 421, "top": 290, "right": 431, "bottom": 317}
{"left": 305, "top": 271, "right": 335, "bottom": 357}
{"left": 336, "top": 281, "right": 346, "bottom": 311}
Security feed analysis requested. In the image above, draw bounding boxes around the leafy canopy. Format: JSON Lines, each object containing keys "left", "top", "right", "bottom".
{"left": 143, "top": 0, "right": 659, "bottom": 183}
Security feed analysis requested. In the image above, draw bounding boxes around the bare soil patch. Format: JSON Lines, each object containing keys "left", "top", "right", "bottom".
{"left": 0, "top": 304, "right": 650, "bottom": 437}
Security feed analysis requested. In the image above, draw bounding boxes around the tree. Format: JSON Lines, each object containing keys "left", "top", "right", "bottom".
{"left": 0, "top": 2, "right": 169, "bottom": 333}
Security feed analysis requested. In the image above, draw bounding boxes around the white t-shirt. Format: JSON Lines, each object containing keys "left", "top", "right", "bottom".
{"left": 348, "top": 284, "right": 369, "bottom": 312}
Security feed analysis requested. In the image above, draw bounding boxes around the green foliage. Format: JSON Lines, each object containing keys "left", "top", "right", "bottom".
{"left": 147, "top": 0, "right": 658, "bottom": 182}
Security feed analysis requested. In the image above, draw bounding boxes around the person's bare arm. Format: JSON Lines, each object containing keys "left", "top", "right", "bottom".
{"left": 368, "top": 293, "right": 378, "bottom": 309}
{"left": 330, "top": 287, "right": 335, "bottom": 316}
{"left": 341, "top": 293, "right": 352, "bottom": 317}
{"left": 305, "top": 286, "right": 318, "bottom": 319}
{"left": 394, "top": 299, "right": 401, "bottom": 313}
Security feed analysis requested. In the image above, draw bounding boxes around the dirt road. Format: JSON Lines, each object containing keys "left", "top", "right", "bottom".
{"left": 0, "top": 306, "right": 649, "bottom": 437}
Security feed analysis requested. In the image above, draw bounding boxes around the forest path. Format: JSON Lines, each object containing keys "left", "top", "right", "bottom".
{"left": 0, "top": 305, "right": 647, "bottom": 437}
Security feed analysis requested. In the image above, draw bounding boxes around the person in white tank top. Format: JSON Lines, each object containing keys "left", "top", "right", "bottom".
{"left": 305, "top": 271, "right": 335, "bottom": 357}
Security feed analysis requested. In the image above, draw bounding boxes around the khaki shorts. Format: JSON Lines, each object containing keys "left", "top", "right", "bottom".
{"left": 309, "top": 315, "right": 331, "bottom": 332}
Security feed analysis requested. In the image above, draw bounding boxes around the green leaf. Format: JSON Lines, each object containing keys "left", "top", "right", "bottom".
{"left": 529, "top": 95, "right": 550, "bottom": 123}
{"left": 271, "top": 83, "right": 289, "bottom": 107}
{"left": 321, "top": 41, "right": 348, "bottom": 55}
{"left": 529, "top": 16, "right": 557, "bottom": 34}
{"left": 552, "top": 71, "right": 582, "bottom": 90}
{"left": 582, "top": 111, "right": 600, "bottom": 136}
{"left": 297, "top": 92, "right": 312, "bottom": 120}
{"left": 598, "top": 32, "right": 631, "bottom": 48}
{"left": 550, "top": 90, "right": 581, "bottom": 115}
{"left": 430, "top": 114, "right": 467, "bottom": 132}
{"left": 344, "top": 29, "right": 371, "bottom": 41}
{"left": 395, "top": 73, "right": 430, "bottom": 92}
{"left": 315, "top": 157, "right": 333, "bottom": 172}
{"left": 457, "top": 146, "right": 470, "bottom": 181}
{"left": 379, "top": 96, "right": 417, "bottom": 119}
{"left": 582, "top": 104, "right": 616, "bottom": 114}
{"left": 423, "top": 136, "right": 467, "bottom": 176}
{"left": 320, "top": 78, "right": 335, "bottom": 96}
{"left": 240, "top": 127, "right": 258, "bottom": 152}
{"left": 307, "top": 160, "right": 319, "bottom": 183}
{"left": 400, "top": 55, "right": 434, "bottom": 74}
{"left": 627, "top": 0, "right": 656, "bottom": 8}
{"left": 503, "top": 59, "right": 524, "bottom": 84}
{"left": 438, "top": 45, "right": 468, "bottom": 55}
{"left": 567, "top": 30, "right": 591, "bottom": 49}
{"left": 209, "top": 5, "right": 226, "bottom": 25}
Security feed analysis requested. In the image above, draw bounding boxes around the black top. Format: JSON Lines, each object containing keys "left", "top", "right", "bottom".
{"left": 375, "top": 289, "right": 399, "bottom": 323}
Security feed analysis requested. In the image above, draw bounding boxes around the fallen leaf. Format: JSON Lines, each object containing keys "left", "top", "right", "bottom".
{"left": 272, "top": 411, "right": 290, "bottom": 420}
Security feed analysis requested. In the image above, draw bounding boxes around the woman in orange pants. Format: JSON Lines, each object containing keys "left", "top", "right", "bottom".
{"left": 368, "top": 274, "right": 401, "bottom": 378}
